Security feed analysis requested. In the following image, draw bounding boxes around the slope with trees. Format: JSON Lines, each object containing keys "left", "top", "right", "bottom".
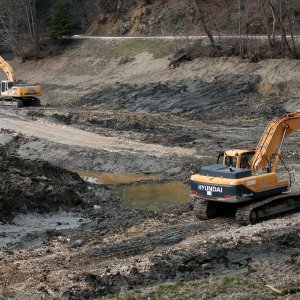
{"left": 0, "top": 0, "right": 299, "bottom": 60}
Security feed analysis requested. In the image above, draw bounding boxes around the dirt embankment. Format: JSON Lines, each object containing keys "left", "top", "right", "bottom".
{"left": 6, "top": 40, "right": 300, "bottom": 108}
{"left": 0, "top": 134, "right": 86, "bottom": 223}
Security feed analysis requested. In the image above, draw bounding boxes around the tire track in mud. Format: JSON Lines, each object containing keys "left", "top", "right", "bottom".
{"left": 88, "top": 218, "right": 233, "bottom": 259}
{"left": 42, "top": 165, "right": 80, "bottom": 185}
{"left": 64, "top": 226, "right": 300, "bottom": 299}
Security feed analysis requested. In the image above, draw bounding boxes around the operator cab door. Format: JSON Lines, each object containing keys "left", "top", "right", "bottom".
{"left": 240, "top": 152, "right": 255, "bottom": 169}
{"left": 224, "top": 155, "right": 237, "bottom": 168}
{"left": 1, "top": 81, "right": 7, "bottom": 94}
{"left": 1, "top": 80, "right": 14, "bottom": 96}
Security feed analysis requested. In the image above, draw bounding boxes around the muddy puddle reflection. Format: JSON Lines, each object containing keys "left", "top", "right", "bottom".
{"left": 74, "top": 170, "right": 190, "bottom": 210}
{"left": 118, "top": 181, "right": 190, "bottom": 211}
{"left": 74, "top": 170, "right": 159, "bottom": 185}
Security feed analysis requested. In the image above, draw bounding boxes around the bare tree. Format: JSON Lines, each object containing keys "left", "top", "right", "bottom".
{"left": 194, "top": 0, "right": 216, "bottom": 47}
{"left": 260, "top": 0, "right": 275, "bottom": 48}
{"left": 116, "top": 0, "right": 122, "bottom": 16}
{"left": 282, "top": 0, "right": 299, "bottom": 57}
{"left": 266, "top": 0, "right": 294, "bottom": 57}
{"left": 21, "top": 0, "right": 39, "bottom": 56}
{"left": 0, "top": 1, "right": 23, "bottom": 57}
{"left": 77, "top": 0, "right": 90, "bottom": 28}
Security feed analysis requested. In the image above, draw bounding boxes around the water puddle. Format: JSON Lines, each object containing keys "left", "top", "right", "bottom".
{"left": 74, "top": 170, "right": 159, "bottom": 185}
{"left": 0, "top": 212, "right": 90, "bottom": 248}
{"left": 118, "top": 181, "right": 190, "bottom": 211}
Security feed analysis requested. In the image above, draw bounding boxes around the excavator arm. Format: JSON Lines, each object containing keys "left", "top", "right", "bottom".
{"left": 251, "top": 110, "right": 300, "bottom": 172}
{"left": 0, "top": 56, "right": 15, "bottom": 81}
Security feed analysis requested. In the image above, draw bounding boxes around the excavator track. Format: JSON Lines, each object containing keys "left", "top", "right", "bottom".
{"left": 193, "top": 192, "right": 300, "bottom": 225}
{"left": 235, "top": 192, "right": 300, "bottom": 225}
{"left": 0, "top": 97, "right": 40, "bottom": 108}
{"left": 193, "top": 199, "right": 230, "bottom": 220}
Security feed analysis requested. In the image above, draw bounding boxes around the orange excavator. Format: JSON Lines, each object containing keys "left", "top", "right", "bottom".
{"left": 191, "top": 110, "right": 300, "bottom": 224}
{"left": 0, "top": 56, "right": 41, "bottom": 107}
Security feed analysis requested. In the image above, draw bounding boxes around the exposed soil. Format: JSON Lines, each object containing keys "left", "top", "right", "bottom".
{"left": 0, "top": 140, "right": 85, "bottom": 223}
{"left": 0, "top": 44, "right": 300, "bottom": 299}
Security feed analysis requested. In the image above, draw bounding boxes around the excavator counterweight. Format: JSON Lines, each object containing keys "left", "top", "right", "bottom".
{"left": 191, "top": 111, "right": 300, "bottom": 225}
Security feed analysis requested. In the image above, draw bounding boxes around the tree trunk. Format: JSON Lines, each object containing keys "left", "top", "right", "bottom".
{"left": 117, "top": 0, "right": 122, "bottom": 16}
{"left": 282, "top": 0, "right": 299, "bottom": 58}
{"left": 266, "top": 0, "right": 294, "bottom": 57}
{"left": 21, "top": 0, "right": 39, "bottom": 58}
{"left": 194, "top": 0, "right": 215, "bottom": 47}
{"left": 260, "top": 0, "right": 274, "bottom": 48}
{"left": 78, "top": 0, "right": 90, "bottom": 27}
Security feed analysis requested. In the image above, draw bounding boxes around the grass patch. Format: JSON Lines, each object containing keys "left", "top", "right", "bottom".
{"left": 67, "top": 39, "right": 188, "bottom": 60}
{"left": 157, "top": 281, "right": 184, "bottom": 297}
{"left": 0, "top": 294, "right": 15, "bottom": 300}
{"left": 102, "top": 273, "right": 298, "bottom": 300}
{"left": 99, "top": 39, "right": 175, "bottom": 59}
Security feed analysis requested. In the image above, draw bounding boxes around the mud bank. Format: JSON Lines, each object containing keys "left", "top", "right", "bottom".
{"left": 0, "top": 144, "right": 85, "bottom": 223}
{"left": 77, "top": 76, "right": 287, "bottom": 122}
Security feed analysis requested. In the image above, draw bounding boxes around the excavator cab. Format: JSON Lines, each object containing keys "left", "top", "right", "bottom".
{"left": 1, "top": 80, "right": 14, "bottom": 94}
{"left": 218, "top": 149, "right": 256, "bottom": 169}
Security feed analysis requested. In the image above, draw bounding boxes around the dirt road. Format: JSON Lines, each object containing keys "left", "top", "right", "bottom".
{"left": 0, "top": 110, "right": 196, "bottom": 157}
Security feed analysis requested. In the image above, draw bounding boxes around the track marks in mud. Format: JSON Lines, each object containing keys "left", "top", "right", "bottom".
{"left": 62, "top": 225, "right": 300, "bottom": 299}
{"left": 98, "top": 225, "right": 203, "bottom": 257}
{"left": 42, "top": 165, "right": 81, "bottom": 185}
{"left": 93, "top": 217, "right": 233, "bottom": 259}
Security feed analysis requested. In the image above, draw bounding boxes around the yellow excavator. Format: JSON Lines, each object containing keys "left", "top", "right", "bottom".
{"left": 191, "top": 110, "right": 300, "bottom": 225}
{"left": 0, "top": 56, "right": 41, "bottom": 108}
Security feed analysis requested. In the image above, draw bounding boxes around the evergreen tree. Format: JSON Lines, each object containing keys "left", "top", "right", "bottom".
{"left": 49, "top": 0, "right": 73, "bottom": 39}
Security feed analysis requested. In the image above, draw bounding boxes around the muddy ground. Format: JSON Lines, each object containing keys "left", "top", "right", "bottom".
{"left": 0, "top": 56, "right": 300, "bottom": 299}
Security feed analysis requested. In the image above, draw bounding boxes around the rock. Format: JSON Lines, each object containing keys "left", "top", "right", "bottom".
{"left": 71, "top": 239, "right": 85, "bottom": 248}
{"left": 202, "top": 263, "right": 212, "bottom": 270}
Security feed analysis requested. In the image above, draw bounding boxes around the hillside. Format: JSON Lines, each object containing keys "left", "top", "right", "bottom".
{"left": 86, "top": 0, "right": 300, "bottom": 37}
{"left": 9, "top": 39, "right": 300, "bottom": 110}
{"left": 1, "top": 0, "right": 299, "bottom": 60}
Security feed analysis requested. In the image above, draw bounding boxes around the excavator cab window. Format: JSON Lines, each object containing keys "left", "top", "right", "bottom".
{"left": 1, "top": 81, "right": 7, "bottom": 92}
{"left": 1, "top": 81, "right": 13, "bottom": 93}
{"left": 225, "top": 156, "right": 237, "bottom": 168}
{"left": 7, "top": 81, "right": 13, "bottom": 89}
{"left": 217, "top": 152, "right": 224, "bottom": 164}
{"left": 240, "top": 152, "right": 255, "bottom": 169}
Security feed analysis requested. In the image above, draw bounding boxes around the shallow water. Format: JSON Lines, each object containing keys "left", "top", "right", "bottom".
{"left": 118, "top": 181, "right": 190, "bottom": 211}
{"left": 0, "top": 212, "right": 90, "bottom": 248}
{"left": 74, "top": 170, "right": 159, "bottom": 185}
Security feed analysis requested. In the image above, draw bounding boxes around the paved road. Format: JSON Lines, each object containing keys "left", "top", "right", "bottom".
{"left": 72, "top": 34, "right": 300, "bottom": 42}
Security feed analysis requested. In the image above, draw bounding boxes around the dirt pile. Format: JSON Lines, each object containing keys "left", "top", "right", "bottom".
{"left": 0, "top": 144, "right": 86, "bottom": 223}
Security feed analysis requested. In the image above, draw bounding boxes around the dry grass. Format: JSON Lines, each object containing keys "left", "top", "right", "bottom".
{"left": 102, "top": 273, "right": 300, "bottom": 300}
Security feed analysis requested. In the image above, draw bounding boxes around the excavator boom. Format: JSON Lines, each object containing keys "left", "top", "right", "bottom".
{"left": 251, "top": 110, "right": 300, "bottom": 172}
{"left": 0, "top": 56, "right": 15, "bottom": 81}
